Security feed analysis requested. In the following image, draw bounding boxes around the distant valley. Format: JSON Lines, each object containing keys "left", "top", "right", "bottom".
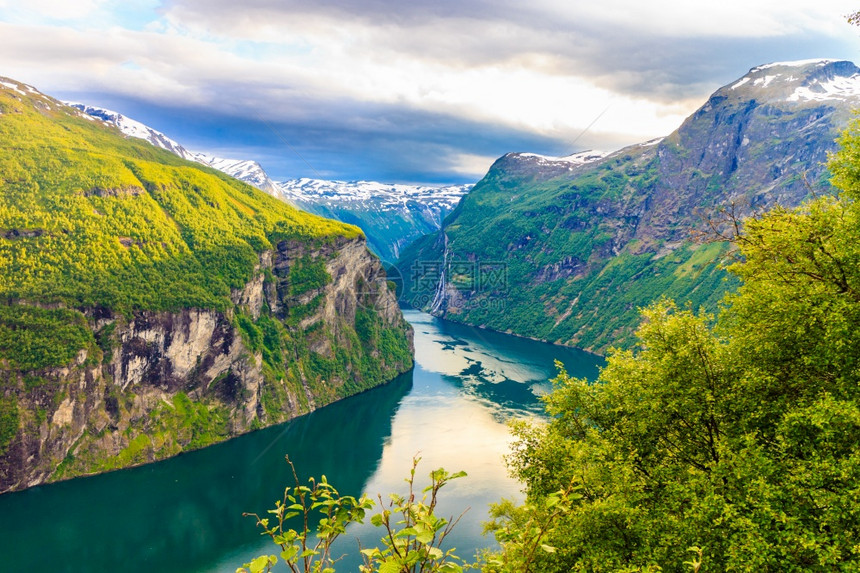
{"left": 277, "top": 178, "right": 471, "bottom": 262}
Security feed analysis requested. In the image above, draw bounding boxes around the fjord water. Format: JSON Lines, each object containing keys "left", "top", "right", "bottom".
{"left": 0, "top": 309, "right": 602, "bottom": 572}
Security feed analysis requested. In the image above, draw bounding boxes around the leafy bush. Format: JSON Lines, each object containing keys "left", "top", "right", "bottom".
{"left": 240, "top": 456, "right": 467, "bottom": 573}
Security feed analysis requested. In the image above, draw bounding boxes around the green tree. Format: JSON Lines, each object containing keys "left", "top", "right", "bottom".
{"left": 482, "top": 118, "right": 860, "bottom": 571}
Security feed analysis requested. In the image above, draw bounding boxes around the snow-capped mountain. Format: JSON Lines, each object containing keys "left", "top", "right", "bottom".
{"left": 277, "top": 179, "right": 472, "bottom": 262}
{"left": 67, "top": 103, "right": 198, "bottom": 161}
{"left": 67, "top": 103, "right": 280, "bottom": 195}
{"left": 278, "top": 179, "right": 469, "bottom": 212}
{"left": 191, "top": 154, "right": 280, "bottom": 195}
{"left": 728, "top": 59, "right": 860, "bottom": 102}
{"left": 69, "top": 101, "right": 473, "bottom": 261}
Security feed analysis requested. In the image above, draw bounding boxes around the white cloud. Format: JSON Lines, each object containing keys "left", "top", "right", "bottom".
{"left": 445, "top": 152, "right": 498, "bottom": 177}
{"left": 1, "top": 0, "right": 859, "bottom": 181}
{"left": 528, "top": 0, "right": 858, "bottom": 38}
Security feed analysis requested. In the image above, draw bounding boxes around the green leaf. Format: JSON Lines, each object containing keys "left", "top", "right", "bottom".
{"left": 378, "top": 561, "right": 402, "bottom": 573}
{"left": 246, "top": 555, "right": 275, "bottom": 573}
{"left": 415, "top": 530, "right": 435, "bottom": 544}
{"left": 428, "top": 547, "right": 443, "bottom": 559}
{"left": 280, "top": 546, "right": 299, "bottom": 562}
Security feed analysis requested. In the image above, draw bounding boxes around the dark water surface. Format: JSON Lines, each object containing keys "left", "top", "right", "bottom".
{"left": 0, "top": 309, "right": 603, "bottom": 572}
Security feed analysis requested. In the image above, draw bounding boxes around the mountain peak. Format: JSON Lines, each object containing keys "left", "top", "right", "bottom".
{"left": 70, "top": 103, "right": 281, "bottom": 194}
{"left": 66, "top": 102, "right": 198, "bottom": 161}
{"left": 722, "top": 59, "right": 860, "bottom": 103}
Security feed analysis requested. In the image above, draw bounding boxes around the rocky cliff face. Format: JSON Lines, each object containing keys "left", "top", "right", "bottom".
{"left": 397, "top": 60, "right": 860, "bottom": 351}
{"left": 0, "top": 236, "right": 412, "bottom": 493}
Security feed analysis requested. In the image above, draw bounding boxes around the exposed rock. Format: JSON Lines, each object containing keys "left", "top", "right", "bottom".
{"left": 0, "top": 236, "right": 412, "bottom": 494}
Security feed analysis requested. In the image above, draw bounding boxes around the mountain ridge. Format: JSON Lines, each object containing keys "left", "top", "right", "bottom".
{"left": 67, "top": 102, "right": 282, "bottom": 195}
{"left": 397, "top": 59, "right": 860, "bottom": 352}
{"left": 70, "top": 103, "right": 472, "bottom": 261}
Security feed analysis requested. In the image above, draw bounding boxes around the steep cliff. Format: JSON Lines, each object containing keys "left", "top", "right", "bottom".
{"left": 0, "top": 78, "right": 412, "bottom": 493}
{"left": 398, "top": 60, "right": 860, "bottom": 351}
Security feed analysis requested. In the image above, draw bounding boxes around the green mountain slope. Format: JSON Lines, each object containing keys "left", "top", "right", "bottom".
{"left": 0, "top": 82, "right": 355, "bottom": 311}
{"left": 397, "top": 60, "right": 859, "bottom": 352}
{"left": 0, "top": 78, "right": 412, "bottom": 493}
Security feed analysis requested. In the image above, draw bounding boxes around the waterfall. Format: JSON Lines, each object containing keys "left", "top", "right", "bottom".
{"left": 430, "top": 233, "right": 449, "bottom": 314}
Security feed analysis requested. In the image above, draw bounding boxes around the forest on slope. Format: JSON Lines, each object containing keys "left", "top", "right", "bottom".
{"left": 0, "top": 77, "right": 412, "bottom": 492}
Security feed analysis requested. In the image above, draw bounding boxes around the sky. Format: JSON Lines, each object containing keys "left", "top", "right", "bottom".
{"left": 1, "top": 1, "right": 860, "bottom": 184}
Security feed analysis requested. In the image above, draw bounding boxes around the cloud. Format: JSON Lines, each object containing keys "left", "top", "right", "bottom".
{"left": 0, "top": 0, "right": 107, "bottom": 21}
{"left": 1, "top": 0, "right": 859, "bottom": 182}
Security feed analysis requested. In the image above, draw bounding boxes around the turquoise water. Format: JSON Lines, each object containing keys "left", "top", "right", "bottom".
{"left": 0, "top": 309, "right": 602, "bottom": 571}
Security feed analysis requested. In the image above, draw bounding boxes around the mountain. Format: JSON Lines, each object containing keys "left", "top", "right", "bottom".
{"left": 71, "top": 103, "right": 471, "bottom": 261}
{"left": 68, "top": 103, "right": 281, "bottom": 195}
{"left": 0, "top": 78, "right": 412, "bottom": 493}
{"left": 193, "top": 154, "right": 281, "bottom": 196}
{"left": 277, "top": 178, "right": 472, "bottom": 262}
{"left": 66, "top": 102, "right": 198, "bottom": 161}
{"left": 397, "top": 59, "right": 860, "bottom": 352}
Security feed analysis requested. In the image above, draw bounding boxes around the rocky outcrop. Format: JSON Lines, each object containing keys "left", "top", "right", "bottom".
{"left": 0, "top": 236, "right": 412, "bottom": 494}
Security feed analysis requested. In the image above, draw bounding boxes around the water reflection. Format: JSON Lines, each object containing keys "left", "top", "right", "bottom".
{"left": 0, "top": 310, "right": 603, "bottom": 572}
{"left": 0, "top": 371, "right": 412, "bottom": 573}
{"left": 408, "top": 310, "right": 601, "bottom": 418}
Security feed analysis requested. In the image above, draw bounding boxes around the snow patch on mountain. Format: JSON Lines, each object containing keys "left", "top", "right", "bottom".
{"left": 754, "top": 75, "right": 778, "bottom": 88}
{"left": 277, "top": 178, "right": 471, "bottom": 211}
{"left": 514, "top": 150, "right": 608, "bottom": 168}
{"left": 731, "top": 77, "right": 751, "bottom": 90}
{"left": 787, "top": 73, "right": 860, "bottom": 102}
{"left": 0, "top": 80, "right": 27, "bottom": 96}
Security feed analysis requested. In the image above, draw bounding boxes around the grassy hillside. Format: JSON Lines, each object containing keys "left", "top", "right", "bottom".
{"left": 0, "top": 78, "right": 412, "bottom": 488}
{"left": 0, "top": 81, "right": 359, "bottom": 313}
